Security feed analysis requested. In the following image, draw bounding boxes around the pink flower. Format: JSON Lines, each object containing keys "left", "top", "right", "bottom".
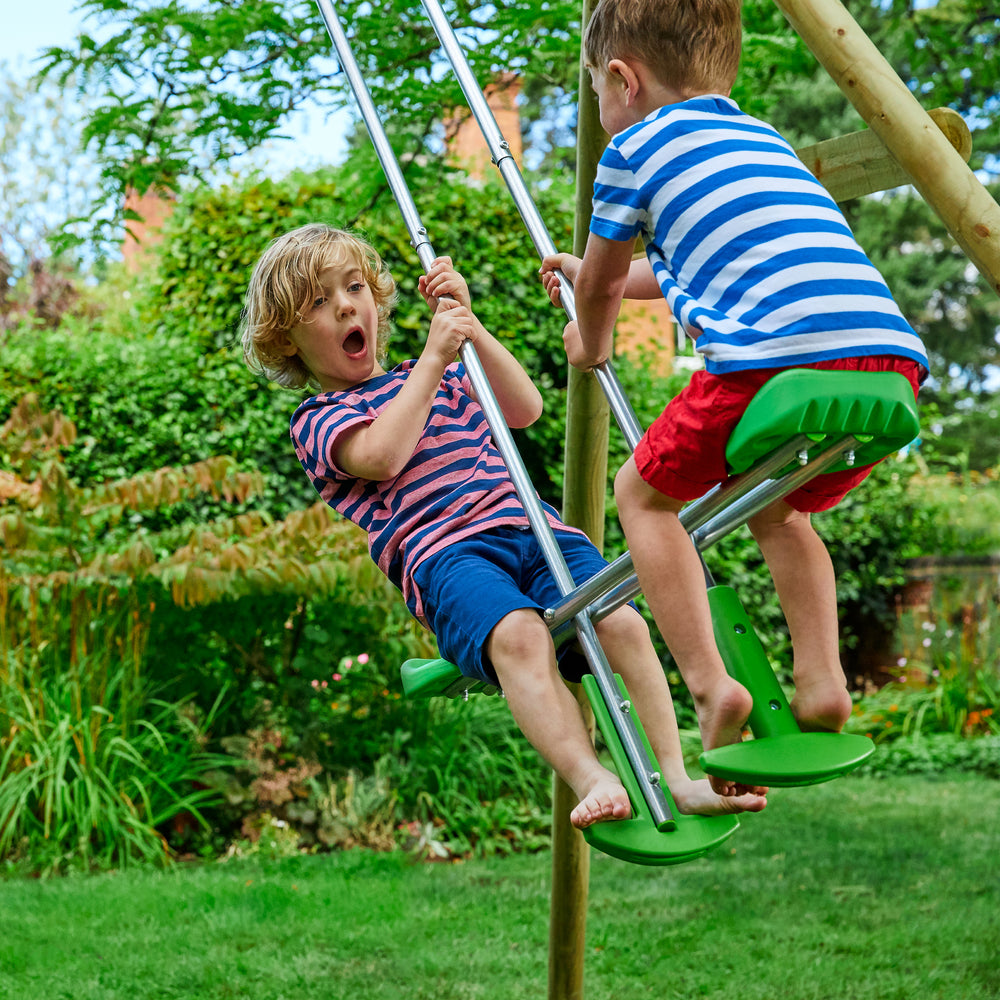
{"left": 311, "top": 679, "right": 320, "bottom": 689}
{"left": 358, "top": 653, "right": 370, "bottom": 665}
{"left": 333, "top": 673, "right": 342, "bottom": 682}
{"left": 343, "top": 658, "right": 354, "bottom": 670}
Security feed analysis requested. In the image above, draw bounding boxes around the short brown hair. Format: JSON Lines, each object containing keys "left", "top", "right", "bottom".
{"left": 584, "top": 0, "right": 742, "bottom": 97}
{"left": 241, "top": 224, "right": 397, "bottom": 391}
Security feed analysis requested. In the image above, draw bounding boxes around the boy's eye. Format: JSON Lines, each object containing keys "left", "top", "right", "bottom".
{"left": 312, "top": 295, "right": 327, "bottom": 310}
{"left": 349, "top": 281, "right": 365, "bottom": 292}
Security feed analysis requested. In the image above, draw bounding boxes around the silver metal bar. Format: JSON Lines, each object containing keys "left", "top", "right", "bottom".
{"left": 546, "top": 435, "right": 861, "bottom": 633}
{"left": 315, "top": 0, "right": 673, "bottom": 829}
{"left": 691, "top": 435, "right": 863, "bottom": 550}
{"left": 679, "top": 435, "right": 814, "bottom": 534}
{"left": 418, "top": 0, "right": 645, "bottom": 451}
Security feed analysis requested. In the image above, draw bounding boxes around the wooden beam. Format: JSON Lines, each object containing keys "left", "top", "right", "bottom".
{"left": 548, "top": 4, "right": 606, "bottom": 998}
{"left": 774, "top": 0, "right": 1000, "bottom": 295}
{"left": 796, "top": 107, "right": 972, "bottom": 203}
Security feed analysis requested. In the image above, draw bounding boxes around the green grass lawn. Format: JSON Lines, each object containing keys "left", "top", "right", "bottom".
{"left": 0, "top": 776, "right": 997, "bottom": 1000}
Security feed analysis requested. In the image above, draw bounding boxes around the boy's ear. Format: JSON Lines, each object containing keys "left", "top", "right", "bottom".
{"left": 275, "top": 334, "right": 299, "bottom": 357}
{"left": 607, "top": 58, "right": 641, "bottom": 105}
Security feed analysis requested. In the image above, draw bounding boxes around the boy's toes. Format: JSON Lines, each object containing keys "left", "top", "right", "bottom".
{"left": 570, "top": 778, "right": 631, "bottom": 828}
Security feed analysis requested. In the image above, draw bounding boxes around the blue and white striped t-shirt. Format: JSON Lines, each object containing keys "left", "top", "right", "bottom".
{"left": 590, "top": 95, "right": 928, "bottom": 374}
{"left": 290, "top": 359, "right": 578, "bottom": 623}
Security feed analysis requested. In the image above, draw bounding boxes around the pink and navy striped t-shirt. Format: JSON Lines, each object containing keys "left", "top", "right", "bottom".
{"left": 290, "top": 359, "right": 576, "bottom": 622}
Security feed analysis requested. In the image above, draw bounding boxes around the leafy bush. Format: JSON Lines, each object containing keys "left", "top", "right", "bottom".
{"left": 853, "top": 734, "right": 1000, "bottom": 778}
{"left": 0, "top": 662, "right": 226, "bottom": 875}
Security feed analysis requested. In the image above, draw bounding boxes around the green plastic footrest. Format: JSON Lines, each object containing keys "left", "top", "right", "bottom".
{"left": 582, "top": 674, "right": 739, "bottom": 866}
{"left": 699, "top": 732, "right": 874, "bottom": 787}
{"left": 705, "top": 584, "right": 875, "bottom": 786}
{"left": 726, "top": 369, "right": 919, "bottom": 475}
{"left": 400, "top": 658, "right": 501, "bottom": 699}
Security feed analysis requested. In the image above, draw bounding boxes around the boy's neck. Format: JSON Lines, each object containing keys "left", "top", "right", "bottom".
{"left": 618, "top": 57, "right": 730, "bottom": 125}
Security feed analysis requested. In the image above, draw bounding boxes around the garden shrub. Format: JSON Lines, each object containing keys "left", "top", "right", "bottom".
{"left": 6, "top": 156, "right": 1000, "bottom": 866}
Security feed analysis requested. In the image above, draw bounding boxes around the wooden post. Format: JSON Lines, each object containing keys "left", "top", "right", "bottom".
{"left": 548, "top": 2, "right": 607, "bottom": 998}
{"left": 773, "top": 0, "right": 1000, "bottom": 295}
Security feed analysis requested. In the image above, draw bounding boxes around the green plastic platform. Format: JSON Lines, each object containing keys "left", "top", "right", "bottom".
{"left": 698, "top": 586, "right": 874, "bottom": 786}
{"left": 582, "top": 674, "right": 739, "bottom": 866}
{"left": 725, "top": 368, "right": 920, "bottom": 476}
{"left": 695, "top": 370, "right": 909, "bottom": 786}
{"left": 399, "top": 658, "right": 740, "bottom": 865}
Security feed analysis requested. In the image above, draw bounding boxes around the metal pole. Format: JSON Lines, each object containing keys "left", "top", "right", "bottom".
{"left": 313, "top": 0, "right": 673, "bottom": 830}
{"left": 418, "top": 0, "right": 643, "bottom": 452}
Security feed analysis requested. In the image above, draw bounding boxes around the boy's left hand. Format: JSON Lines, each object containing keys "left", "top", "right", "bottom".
{"left": 419, "top": 256, "right": 471, "bottom": 312}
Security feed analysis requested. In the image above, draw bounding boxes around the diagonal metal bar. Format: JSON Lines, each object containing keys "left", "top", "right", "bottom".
{"left": 312, "top": 0, "right": 674, "bottom": 830}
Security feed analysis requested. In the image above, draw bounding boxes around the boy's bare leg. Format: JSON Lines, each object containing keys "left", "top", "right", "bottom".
{"left": 595, "top": 606, "right": 767, "bottom": 809}
{"left": 487, "top": 608, "right": 629, "bottom": 829}
{"left": 615, "top": 458, "right": 753, "bottom": 794}
{"left": 748, "top": 500, "right": 853, "bottom": 731}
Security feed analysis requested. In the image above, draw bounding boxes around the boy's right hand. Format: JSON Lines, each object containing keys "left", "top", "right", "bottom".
{"left": 424, "top": 296, "right": 476, "bottom": 368}
{"left": 539, "top": 253, "right": 582, "bottom": 307}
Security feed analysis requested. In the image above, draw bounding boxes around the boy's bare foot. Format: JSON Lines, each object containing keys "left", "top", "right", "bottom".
{"left": 694, "top": 676, "right": 754, "bottom": 795}
{"left": 671, "top": 777, "right": 767, "bottom": 816}
{"left": 570, "top": 771, "right": 631, "bottom": 829}
{"left": 790, "top": 675, "right": 853, "bottom": 733}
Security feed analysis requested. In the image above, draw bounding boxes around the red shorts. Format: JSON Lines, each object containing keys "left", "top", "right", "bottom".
{"left": 633, "top": 355, "right": 923, "bottom": 514}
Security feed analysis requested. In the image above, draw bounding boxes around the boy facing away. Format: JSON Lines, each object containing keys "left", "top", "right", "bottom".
{"left": 540, "top": 0, "right": 927, "bottom": 794}
{"left": 242, "top": 223, "right": 767, "bottom": 828}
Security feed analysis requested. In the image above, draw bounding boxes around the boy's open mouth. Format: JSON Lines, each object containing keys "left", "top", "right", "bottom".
{"left": 343, "top": 328, "right": 366, "bottom": 357}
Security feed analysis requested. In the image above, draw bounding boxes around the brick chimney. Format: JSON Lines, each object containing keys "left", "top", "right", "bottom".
{"left": 122, "top": 187, "right": 175, "bottom": 273}
{"left": 444, "top": 72, "right": 523, "bottom": 177}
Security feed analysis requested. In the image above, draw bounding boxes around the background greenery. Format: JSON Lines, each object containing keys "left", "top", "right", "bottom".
{"left": 1, "top": 0, "right": 998, "bottom": 875}
{"left": 0, "top": 777, "right": 996, "bottom": 1000}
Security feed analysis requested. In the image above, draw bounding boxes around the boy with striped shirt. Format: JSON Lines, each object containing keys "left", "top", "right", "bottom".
{"left": 540, "top": 0, "right": 927, "bottom": 794}
{"left": 242, "top": 223, "right": 766, "bottom": 827}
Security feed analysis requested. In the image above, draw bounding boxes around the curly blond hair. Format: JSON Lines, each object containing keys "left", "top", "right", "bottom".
{"left": 241, "top": 224, "right": 398, "bottom": 391}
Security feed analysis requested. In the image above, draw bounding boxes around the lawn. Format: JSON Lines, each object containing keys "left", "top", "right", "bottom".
{"left": 0, "top": 776, "right": 996, "bottom": 1000}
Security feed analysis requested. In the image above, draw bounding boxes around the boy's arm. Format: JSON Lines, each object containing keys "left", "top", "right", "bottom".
{"left": 334, "top": 296, "right": 473, "bottom": 481}
{"left": 540, "top": 248, "right": 659, "bottom": 303}
{"left": 465, "top": 317, "right": 543, "bottom": 429}
{"left": 421, "top": 257, "right": 542, "bottom": 429}
{"left": 564, "top": 232, "right": 635, "bottom": 369}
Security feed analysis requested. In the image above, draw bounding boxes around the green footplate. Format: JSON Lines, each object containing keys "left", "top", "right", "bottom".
{"left": 583, "top": 808, "right": 739, "bottom": 867}
{"left": 699, "top": 732, "right": 875, "bottom": 787}
{"left": 582, "top": 674, "right": 739, "bottom": 866}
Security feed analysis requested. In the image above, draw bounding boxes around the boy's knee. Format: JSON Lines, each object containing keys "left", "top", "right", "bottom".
{"left": 614, "top": 458, "right": 652, "bottom": 514}
{"left": 595, "top": 604, "right": 649, "bottom": 648}
{"left": 614, "top": 459, "right": 684, "bottom": 517}
{"left": 488, "top": 608, "right": 552, "bottom": 663}
{"left": 748, "top": 500, "right": 810, "bottom": 538}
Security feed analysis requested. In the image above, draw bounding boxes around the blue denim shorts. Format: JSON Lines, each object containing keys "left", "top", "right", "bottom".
{"left": 410, "top": 526, "right": 609, "bottom": 685}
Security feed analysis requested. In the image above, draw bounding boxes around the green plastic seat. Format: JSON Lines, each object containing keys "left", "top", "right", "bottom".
{"left": 400, "top": 658, "right": 501, "bottom": 699}
{"left": 694, "top": 371, "right": 909, "bottom": 787}
{"left": 725, "top": 369, "right": 920, "bottom": 476}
